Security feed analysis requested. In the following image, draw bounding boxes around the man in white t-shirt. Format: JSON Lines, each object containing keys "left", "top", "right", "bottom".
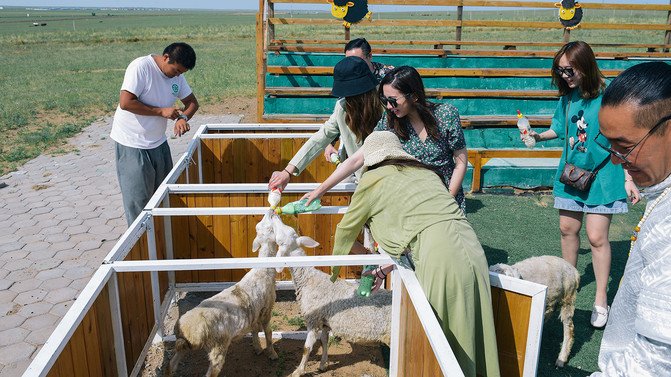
{"left": 111, "top": 42, "right": 199, "bottom": 226}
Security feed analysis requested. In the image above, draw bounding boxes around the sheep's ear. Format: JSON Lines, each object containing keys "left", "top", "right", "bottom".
{"left": 347, "top": 1, "right": 354, "bottom": 6}
{"left": 327, "top": 0, "right": 334, "bottom": 3}
{"left": 575, "top": 3, "right": 581, "bottom": 8}
{"left": 297, "top": 236, "right": 319, "bottom": 248}
{"left": 252, "top": 238, "right": 261, "bottom": 253}
{"left": 554, "top": 2, "right": 561, "bottom": 7}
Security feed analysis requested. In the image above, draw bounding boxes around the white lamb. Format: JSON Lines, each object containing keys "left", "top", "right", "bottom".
{"left": 168, "top": 210, "right": 279, "bottom": 377}
{"left": 270, "top": 215, "right": 391, "bottom": 377}
{"left": 489, "top": 255, "right": 580, "bottom": 368}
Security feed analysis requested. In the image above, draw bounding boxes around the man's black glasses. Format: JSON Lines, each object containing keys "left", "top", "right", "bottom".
{"left": 379, "top": 94, "right": 411, "bottom": 108}
{"left": 554, "top": 66, "right": 575, "bottom": 78}
{"left": 594, "top": 113, "right": 671, "bottom": 165}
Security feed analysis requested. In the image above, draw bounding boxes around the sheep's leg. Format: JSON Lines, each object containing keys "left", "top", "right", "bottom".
{"left": 167, "top": 349, "right": 184, "bottom": 377}
{"left": 318, "top": 327, "right": 330, "bottom": 371}
{"left": 556, "top": 303, "right": 576, "bottom": 368}
{"left": 206, "top": 345, "right": 228, "bottom": 377}
{"left": 251, "top": 324, "right": 263, "bottom": 355}
{"left": 263, "top": 322, "right": 278, "bottom": 360}
{"left": 291, "top": 329, "right": 319, "bottom": 377}
{"left": 167, "top": 338, "right": 189, "bottom": 376}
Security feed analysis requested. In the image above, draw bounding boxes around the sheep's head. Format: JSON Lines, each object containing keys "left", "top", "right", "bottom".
{"left": 270, "top": 215, "right": 319, "bottom": 273}
{"left": 489, "top": 263, "right": 522, "bottom": 279}
{"left": 252, "top": 210, "right": 278, "bottom": 258}
{"left": 328, "top": 0, "right": 353, "bottom": 19}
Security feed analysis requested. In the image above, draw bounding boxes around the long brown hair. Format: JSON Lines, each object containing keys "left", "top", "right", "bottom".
{"left": 369, "top": 158, "right": 445, "bottom": 182}
{"left": 551, "top": 41, "right": 605, "bottom": 99}
{"left": 378, "top": 66, "right": 441, "bottom": 141}
{"left": 345, "top": 88, "right": 384, "bottom": 143}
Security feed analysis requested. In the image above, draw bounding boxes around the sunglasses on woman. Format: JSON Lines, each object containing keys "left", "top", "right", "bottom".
{"left": 554, "top": 66, "right": 575, "bottom": 78}
{"left": 379, "top": 94, "right": 412, "bottom": 108}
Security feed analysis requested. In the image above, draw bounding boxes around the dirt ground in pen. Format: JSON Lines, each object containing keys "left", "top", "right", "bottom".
{"left": 141, "top": 290, "right": 388, "bottom": 377}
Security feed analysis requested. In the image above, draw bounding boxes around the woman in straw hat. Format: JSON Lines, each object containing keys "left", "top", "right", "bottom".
{"left": 268, "top": 56, "right": 383, "bottom": 191}
{"left": 330, "top": 131, "right": 500, "bottom": 377}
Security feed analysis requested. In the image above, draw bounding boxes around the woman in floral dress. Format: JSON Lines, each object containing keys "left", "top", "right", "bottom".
{"left": 374, "top": 66, "right": 468, "bottom": 212}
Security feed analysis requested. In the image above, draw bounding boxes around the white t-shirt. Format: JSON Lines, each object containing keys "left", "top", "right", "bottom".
{"left": 111, "top": 55, "right": 192, "bottom": 149}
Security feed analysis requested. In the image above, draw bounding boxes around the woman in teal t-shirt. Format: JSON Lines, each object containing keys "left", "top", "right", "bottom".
{"left": 529, "top": 41, "right": 640, "bottom": 329}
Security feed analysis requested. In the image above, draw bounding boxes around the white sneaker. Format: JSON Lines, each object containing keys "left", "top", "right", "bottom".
{"left": 591, "top": 305, "right": 610, "bottom": 328}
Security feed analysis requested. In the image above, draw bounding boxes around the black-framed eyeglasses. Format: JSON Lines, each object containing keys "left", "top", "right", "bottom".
{"left": 594, "top": 113, "right": 671, "bottom": 165}
{"left": 379, "top": 94, "right": 411, "bottom": 108}
{"left": 554, "top": 66, "right": 575, "bottom": 78}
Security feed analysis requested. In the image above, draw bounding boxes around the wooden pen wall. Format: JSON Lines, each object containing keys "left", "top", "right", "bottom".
{"left": 176, "top": 136, "right": 339, "bottom": 184}
{"left": 491, "top": 287, "right": 533, "bottom": 377}
{"left": 166, "top": 191, "right": 355, "bottom": 282}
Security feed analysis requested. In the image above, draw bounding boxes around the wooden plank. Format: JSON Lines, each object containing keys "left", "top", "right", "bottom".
{"left": 271, "top": 38, "right": 671, "bottom": 50}
{"left": 267, "top": 87, "right": 559, "bottom": 99}
{"left": 269, "top": 0, "right": 671, "bottom": 11}
{"left": 263, "top": 113, "right": 553, "bottom": 127}
{"left": 94, "top": 287, "right": 118, "bottom": 377}
{"left": 269, "top": 45, "right": 671, "bottom": 58}
{"left": 187, "top": 194, "right": 200, "bottom": 283}
{"left": 55, "top": 341, "right": 75, "bottom": 377}
{"left": 267, "top": 66, "right": 623, "bottom": 77}
{"left": 268, "top": 17, "right": 671, "bottom": 31}
{"left": 69, "top": 321, "right": 90, "bottom": 377}
{"left": 196, "top": 195, "right": 215, "bottom": 283}
{"left": 494, "top": 289, "right": 532, "bottom": 377}
{"left": 137, "top": 236, "right": 155, "bottom": 359}
{"left": 170, "top": 194, "right": 190, "bottom": 283}
{"left": 212, "top": 193, "right": 233, "bottom": 282}
{"left": 230, "top": 193, "right": 248, "bottom": 281}
{"left": 81, "top": 305, "right": 103, "bottom": 377}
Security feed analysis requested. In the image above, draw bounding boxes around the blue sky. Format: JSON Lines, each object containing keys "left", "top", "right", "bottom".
{"left": 0, "top": 0, "right": 665, "bottom": 11}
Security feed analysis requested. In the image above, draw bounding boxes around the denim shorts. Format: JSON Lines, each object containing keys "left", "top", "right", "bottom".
{"left": 554, "top": 197, "right": 628, "bottom": 214}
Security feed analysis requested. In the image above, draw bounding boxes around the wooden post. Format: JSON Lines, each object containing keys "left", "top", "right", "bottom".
{"left": 455, "top": 4, "right": 463, "bottom": 49}
{"left": 256, "top": 8, "right": 266, "bottom": 123}
{"left": 267, "top": 0, "right": 275, "bottom": 45}
{"left": 345, "top": 26, "right": 350, "bottom": 41}
{"left": 665, "top": 0, "right": 671, "bottom": 52}
{"left": 562, "top": 28, "right": 571, "bottom": 44}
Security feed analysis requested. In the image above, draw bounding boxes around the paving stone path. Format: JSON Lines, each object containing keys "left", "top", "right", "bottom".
{"left": 0, "top": 114, "right": 240, "bottom": 377}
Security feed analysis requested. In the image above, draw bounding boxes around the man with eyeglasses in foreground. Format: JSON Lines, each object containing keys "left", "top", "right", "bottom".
{"left": 591, "top": 61, "right": 671, "bottom": 376}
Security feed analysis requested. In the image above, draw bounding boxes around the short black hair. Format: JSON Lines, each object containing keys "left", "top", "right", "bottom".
{"left": 602, "top": 62, "right": 671, "bottom": 108}
{"left": 163, "top": 42, "right": 196, "bottom": 70}
{"left": 344, "top": 38, "right": 371, "bottom": 56}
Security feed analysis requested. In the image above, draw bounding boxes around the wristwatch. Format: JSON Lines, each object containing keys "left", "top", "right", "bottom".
{"left": 177, "top": 114, "right": 189, "bottom": 121}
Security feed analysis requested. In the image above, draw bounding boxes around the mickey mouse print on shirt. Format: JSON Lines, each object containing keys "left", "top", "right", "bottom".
{"left": 571, "top": 110, "right": 588, "bottom": 153}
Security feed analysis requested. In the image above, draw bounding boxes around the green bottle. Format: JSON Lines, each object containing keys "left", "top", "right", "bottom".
{"left": 275, "top": 198, "right": 322, "bottom": 215}
{"left": 357, "top": 265, "right": 378, "bottom": 297}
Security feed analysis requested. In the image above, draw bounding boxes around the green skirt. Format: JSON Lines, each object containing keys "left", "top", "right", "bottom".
{"left": 408, "top": 220, "right": 500, "bottom": 377}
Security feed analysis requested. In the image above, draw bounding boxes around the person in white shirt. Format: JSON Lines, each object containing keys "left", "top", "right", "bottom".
{"left": 111, "top": 42, "right": 199, "bottom": 225}
{"left": 591, "top": 61, "right": 671, "bottom": 376}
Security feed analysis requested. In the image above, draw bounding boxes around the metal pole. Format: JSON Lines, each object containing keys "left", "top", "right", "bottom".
{"left": 146, "top": 216, "right": 164, "bottom": 339}
{"left": 108, "top": 273, "right": 128, "bottom": 376}
{"left": 665, "top": 0, "right": 671, "bottom": 52}
{"left": 456, "top": 5, "right": 464, "bottom": 49}
{"left": 563, "top": 28, "right": 571, "bottom": 44}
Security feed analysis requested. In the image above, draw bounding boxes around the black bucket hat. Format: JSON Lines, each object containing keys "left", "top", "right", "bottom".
{"left": 331, "top": 56, "right": 378, "bottom": 98}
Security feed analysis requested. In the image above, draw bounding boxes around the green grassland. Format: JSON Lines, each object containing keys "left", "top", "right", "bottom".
{"left": 0, "top": 5, "right": 657, "bottom": 376}
{"left": 0, "top": 7, "right": 669, "bottom": 173}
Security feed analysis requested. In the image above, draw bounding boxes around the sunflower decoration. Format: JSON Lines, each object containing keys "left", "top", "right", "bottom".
{"left": 555, "top": 0, "right": 583, "bottom": 30}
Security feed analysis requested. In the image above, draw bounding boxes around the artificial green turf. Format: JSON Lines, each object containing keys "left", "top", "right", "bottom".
{"left": 466, "top": 193, "right": 644, "bottom": 376}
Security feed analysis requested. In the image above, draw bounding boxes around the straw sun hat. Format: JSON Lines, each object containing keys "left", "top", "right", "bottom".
{"left": 362, "top": 131, "right": 417, "bottom": 168}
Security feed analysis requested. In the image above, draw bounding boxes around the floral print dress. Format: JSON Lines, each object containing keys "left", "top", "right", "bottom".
{"left": 375, "top": 103, "right": 467, "bottom": 212}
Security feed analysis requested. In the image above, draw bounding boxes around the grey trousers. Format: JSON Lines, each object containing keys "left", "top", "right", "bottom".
{"left": 115, "top": 141, "right": 173, "bottom": 226}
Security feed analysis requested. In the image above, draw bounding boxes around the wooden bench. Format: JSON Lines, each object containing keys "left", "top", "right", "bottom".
{"left": 256, "top": 0, "right": 671, "bottom": 192}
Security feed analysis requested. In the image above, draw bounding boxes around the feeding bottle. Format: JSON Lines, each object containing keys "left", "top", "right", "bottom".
{"left": 329, "top": 153, "right": 341, "bottom": 166}
{"left": 268, "top": 188, "right": 282, "bottom": 209}
{"left": 516, "top": 110, "right": 536, "bottom": 148}
{"left": 275, "top": 198, "right": 322, "bottom": 215}
{"left": 357, "top": 265, "right": 377, "bottom": 297}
